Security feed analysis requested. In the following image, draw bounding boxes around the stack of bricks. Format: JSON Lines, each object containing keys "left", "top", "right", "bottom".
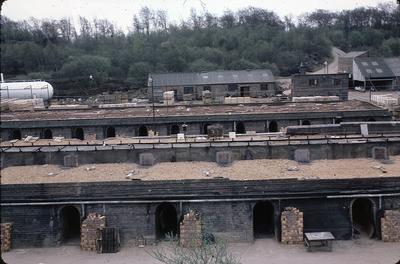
{"left": 381, "top": 210, "right": 400, "bottom": 242}
{"left": 1, "top": 223, "right": 12, "bottom": 252}
{"left": 281, "top": 207, "right": 304, "bottom": 244}
{"left": 81, "top": 213, "right": 106, "bottom": 251}
{"left": 180, "top": 210, "right": 202, "bottom": 247}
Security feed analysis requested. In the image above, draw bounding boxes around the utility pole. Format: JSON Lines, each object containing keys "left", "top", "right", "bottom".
{"left": 148, "top": 75, "right": 155, "bottom": 120}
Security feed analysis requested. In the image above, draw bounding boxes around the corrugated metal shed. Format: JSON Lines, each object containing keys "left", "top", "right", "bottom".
{"left": 342, "top": 51, "right": 368, "bottom": 58}
{"left": 354, "top": 57, "right": 395, "bottom": 79}
{"left": 149, "top": 69, "right": 274, "bottom": 87}
{"left": 384, "top": 57, "right": 400, "bottom": 77}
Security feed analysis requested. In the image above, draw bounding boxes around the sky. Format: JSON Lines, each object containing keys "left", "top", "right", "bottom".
{"left": 2, "top": 0, "right": 392, "bottom": 32}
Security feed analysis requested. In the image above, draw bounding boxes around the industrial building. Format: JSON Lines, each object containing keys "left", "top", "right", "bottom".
{"left": 291, "top": 73, "right": 349, "bottom": 101}
{"left": 337, "top": 51, "right": 369, "bottom": 74}
{"left": 0, "top": 100, "right": 392, "bottom": 140}
{"left": 353, "top": 57, "right": 399, "bottom": 90}
{"left": 148, "top": 69, "right": 276, "bottom": 102}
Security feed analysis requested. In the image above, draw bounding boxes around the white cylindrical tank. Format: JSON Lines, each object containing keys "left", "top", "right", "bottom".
{"left": 0, "top": 81, "right": 54, "bottom": 100}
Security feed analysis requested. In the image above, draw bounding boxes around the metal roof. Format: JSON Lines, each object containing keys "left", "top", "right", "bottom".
{"left": 342, "top": 51, "right": 368, "bottom": 58}
{"left": 354, "top": 57, "right": 395, "bottom": 79}
{"left": 384, "top": 57, "right": 400, "bottom": 77}
{"left": 149, "top": 69, "right": 275, "bottom": 87}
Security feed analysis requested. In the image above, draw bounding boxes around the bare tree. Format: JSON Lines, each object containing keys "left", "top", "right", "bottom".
{"left": 139, "top": 7, "right": 154, "bottom": 37}
{"left": 79, "top": 16, "right": 93, "bottom": 37}
{"left": 148, "top": 235, "right": 241, "bottom": 264}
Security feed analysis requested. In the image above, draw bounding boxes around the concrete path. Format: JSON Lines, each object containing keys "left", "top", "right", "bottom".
{"left": 2, "top": 238, "right": 399, "bottom": 264}
{"left": 309, "top": 47, "right": 346, "bottom": 75}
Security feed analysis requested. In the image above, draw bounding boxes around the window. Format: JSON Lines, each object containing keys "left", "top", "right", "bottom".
{"left": 376, "top": 68, "right": 383, "bottom": 73}
{"left": 361, "top": 62, "right": 368, "bottom": 66}
{"left": 183, "top": 86, "right": 193, "bottom": 94}
{"left": 203, "top": 85, "right": 211, "bottom": 91}
{"left": 228, "top": 84, "right": 238, "bottom": 92}
{"left": 371, "top": 61, "right": 379, "bottom": 66}
{"left": 261, "top": 84, "right": 268, "bottom": 91}
{"left": 366, "top": 69, "right": 373, "bottom": 74}
{"left": 308, "top": 79, "right": 318, "bottom": 86}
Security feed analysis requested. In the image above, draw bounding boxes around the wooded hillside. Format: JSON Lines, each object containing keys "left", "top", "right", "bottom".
{"left": 1, "top": 3, "right": 399, "bottom": 96}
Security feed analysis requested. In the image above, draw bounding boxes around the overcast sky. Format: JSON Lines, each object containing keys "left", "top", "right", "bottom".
{"left": 2, "top": 0, "right": 391, "bottom": 32}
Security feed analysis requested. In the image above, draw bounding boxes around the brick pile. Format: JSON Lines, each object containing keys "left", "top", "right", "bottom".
{"left": 381, "top": 210, "right": 400, "bottom": 242}
{"left": 1, "top": 223, "right": 12, "bottom": 252}
{"left": 281, "top": 207, "right": 303, "bottom": 244}
{"left": 80, "top": 213, "right": 106, "bottom": 251}
{"left": 180, "top": 210, "right": 202, "bottom": 247}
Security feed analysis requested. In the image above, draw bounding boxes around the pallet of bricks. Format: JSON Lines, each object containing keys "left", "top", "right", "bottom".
{"left": 80, "top": 213, "right": 106, "bottom": 251}
{"left": 281, "top": 207, "right": 303, "bottom": 244}
{"left": 180, "top": 210, "right": 202, "bottom": 247}
{"left": 1, "top": 223, "right": 12, "bottom": 252}
{"left": 381, "top": 210, "right": 400, "bottom": 242}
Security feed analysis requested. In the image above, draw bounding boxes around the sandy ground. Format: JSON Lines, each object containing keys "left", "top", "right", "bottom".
{"left": 1, "top": 157, "right": 399, "bottom": 184}
{"left": 2, "top": 238, "right": 399, "bottom": 264}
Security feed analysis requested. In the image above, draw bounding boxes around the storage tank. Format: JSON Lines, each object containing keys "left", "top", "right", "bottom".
{"left": 0, "top": 81, "right": 54, "bottom": 100}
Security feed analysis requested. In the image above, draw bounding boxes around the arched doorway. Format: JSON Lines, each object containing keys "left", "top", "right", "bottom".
{"left": 253, "top": 201, "right": 275, "bottom": 238}
{"left": 351, "top": 198, "right": 375, "bottom": 238}
{"left": 203, "top": 123, "right": 211, "bottom": 135}
{"left": 138, "top": 125, "right": 148, "bottom": 137}
{"left": 268, "top": 120, "right": 278, "bottom": 132}
{"left": 156, "top": 203, "right": 178, "bottom": 240}
{"left": 72, "top": 128, "right": 84, "bottom": 140}
{"left": 43, "top": 129, "right": 53, "bottom": 139}
{"left": 10, "top": 129, "right": 22, "bottom": 140}
{"left": 60, "top": 206, "right": 81, "bottom": 243}
{"left": 302, "top": 120, "right": 311, "bottom": 126}
{"left": 236, "top": 122, "right": 246, "bottom": 134}
{"left": 170, "top": 124, "right": 180, "bottom": 135}
{"left": 106, "top": 126, "right": 116, "bottom": 138}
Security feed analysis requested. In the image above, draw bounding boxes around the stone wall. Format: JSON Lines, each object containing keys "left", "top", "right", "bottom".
{"left": 381, "top": 210, "right": 400, "bottom": 242}
{"left": 1, "top": 180, "right": 398, "bottom": 248}
{"left": 2, "top": 140, "right": 400, "bottom": 168}
{"left": 81, "top": 213, "right": 106, "bottom": 251}
{"left": 281, "top": 207, "right": 303, "bottom": 244}
{"left": 180, "top": 210, "right": 202, "bottom": 247}
{"left": 1, "top": 223, "right": 12, "bottom": 252}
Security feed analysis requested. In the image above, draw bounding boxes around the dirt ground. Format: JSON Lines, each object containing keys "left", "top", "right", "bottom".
{"left": 1, "top": 156, "right": 399, "bottom": 184}
{"left": 2, "top": 238, "right": 399, "bottom": 264}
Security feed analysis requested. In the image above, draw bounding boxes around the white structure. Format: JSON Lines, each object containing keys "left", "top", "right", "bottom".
{"left": 0, "top": 81, "right": 54, "bottom": 100}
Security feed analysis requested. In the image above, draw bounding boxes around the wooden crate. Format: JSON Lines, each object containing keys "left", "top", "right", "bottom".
{"left": 96, "top": 227, "right": 120, "bottom": 253}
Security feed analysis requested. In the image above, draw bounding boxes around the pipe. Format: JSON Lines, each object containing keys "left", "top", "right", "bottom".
{"left": 327, "top": 193, "right": 400, "bottom": 199}
{"left": 2, "top": 193, "right": 399, "bottom": 206}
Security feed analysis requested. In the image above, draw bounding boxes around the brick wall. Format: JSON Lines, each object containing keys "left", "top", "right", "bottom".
{"left": 80, "top": 213, "right": 106, "bottom": 251}
{"left": 1, "top": 223, "right": 12, "bottom": 252}
{"left": 180, "top": 210, "right": 202, "bottom": 247}
{"left": 281, "top": 207, "right": 303, "bottom": 244}
{"left": 381, "top": 210, "right": 400, "bottom": 242}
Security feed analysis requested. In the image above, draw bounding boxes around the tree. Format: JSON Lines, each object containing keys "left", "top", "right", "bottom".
{"left": 128, "top": 61, "right": 152, "bottom": 84}
{"left": 55, "top": 55, "right": 111, "bottom": 85}
{"left": 148, "top": 235, "right": 241, "bottom": 264}
{"left": 189, "top": 58, "right": 218, "bottom": 72}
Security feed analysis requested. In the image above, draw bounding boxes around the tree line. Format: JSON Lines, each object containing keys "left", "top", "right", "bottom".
{"left": 1, "top": 3, "right": 399, "bottom": 96}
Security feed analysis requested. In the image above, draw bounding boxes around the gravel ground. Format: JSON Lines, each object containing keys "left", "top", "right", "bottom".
{"left": 1, "top": 157, "right": 399, "bottom": 184}
{"left": 2, "top": 238, "right": 399, "bottom": 264}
